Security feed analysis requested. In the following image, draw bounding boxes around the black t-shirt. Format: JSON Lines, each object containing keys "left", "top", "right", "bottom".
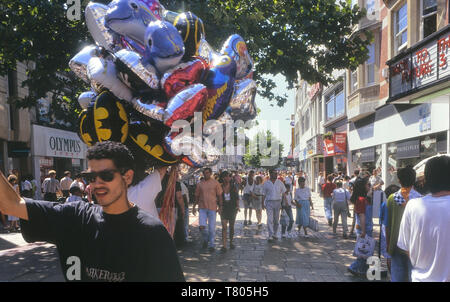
{"left": 155, "top": 178, "right": 182, "bottom": 209}
{"left": 20, "top": 199, "right": 185, "bottom": 282}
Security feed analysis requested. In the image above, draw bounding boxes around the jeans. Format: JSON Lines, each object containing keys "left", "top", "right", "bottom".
{"left": 332, "top": 202, "right": 348, "bottom": 234}
{"left": 391, "top": 251, "right": 412, "bottom": 282}
{"left": 184, "top": 206, "right": 189, "bottom": 240}
{"left": 323, "top": 197, "right": 333, "bottom": 220}
{"left": 349, "top": 223, "right": 374, "bottom": 274}
{"left": 199, "top": 209, "right": 217, "bottom": 248}
{"left": 266, "top": 200, "right": 282, "bottom": 238}
{"left": 283, "top": 206, "right": 294, "bottom": 233}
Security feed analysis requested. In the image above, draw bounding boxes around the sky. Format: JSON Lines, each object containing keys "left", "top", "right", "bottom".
{"left": 245, "top": 74, "right": 296, "bottom": 157}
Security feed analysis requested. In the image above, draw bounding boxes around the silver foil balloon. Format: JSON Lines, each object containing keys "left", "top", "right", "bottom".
{"left": 228, "top": 78, "right": 257, "bottom": 122}
{"left": 105, "top": 0, "right": 162, "bottom": 46}
{"left": 220, "top": 34, "right": 254, "bottom": 79}
{"left": 129, "top": 98, "right": 165, "bottom": 122}
{"left": 164, "top": 83, "right": 207, "bottom": 126}
{"left": 87, "top": 56, "right": 133, "bottom": 102}
{"left": 165, "top": 134, "right": 219, "bottom": 168}
{"left": 197, "top": 38, "right": 220, "bottom": 66}
{"left": 114, "top": 49, "right": 160, "bottom": 90}
{"left": 85, "top": 2, "right": 118, "bottom": 51}
{"left": 78, "top": 91, "right": 97, "bottom": 109}
{"left": 69, "top": 45, "right": 101, "bottom": 83}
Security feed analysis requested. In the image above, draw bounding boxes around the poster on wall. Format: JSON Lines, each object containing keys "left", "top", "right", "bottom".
{"left": 334, "top": 133, "right": 347, "bottom": 154}
{"left": 323, "top": 139, "right": 335, "bottom": 157}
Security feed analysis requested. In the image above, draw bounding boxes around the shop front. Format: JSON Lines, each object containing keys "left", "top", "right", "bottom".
{"left": 386, "top": 132, "right": 447, "bottom": 186}
{"left": 31, "top": 124, "right": 88, "bottom": 198}
{"left": 351, "top": 145, "right": 382, "bottom": 176}
{"left": 323, "top": 129, "right": 348, "bottom": 176}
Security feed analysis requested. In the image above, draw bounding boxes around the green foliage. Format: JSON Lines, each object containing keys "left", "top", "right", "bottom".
{"left": 166, "top": 0, "right": 371, "bottom": 106}
{"left": 0, "top": 0, "right": 371, "bottom": 127}
{"left": 244, "top": 130, "right": 284, "bottom": 168}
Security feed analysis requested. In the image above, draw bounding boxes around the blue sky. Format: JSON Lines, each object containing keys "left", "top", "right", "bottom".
{"left": 246, "top": 74, "right": 296, "bottom": 156}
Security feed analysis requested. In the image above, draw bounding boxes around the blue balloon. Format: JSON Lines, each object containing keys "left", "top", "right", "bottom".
{"left": 143, "top": 20, "right": 185, "bottom": 74}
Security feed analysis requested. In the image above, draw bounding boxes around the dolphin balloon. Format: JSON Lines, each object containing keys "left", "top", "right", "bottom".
{"left": 105, "top": 0, "right": 163, "bottom": 48}
{"left": 143, "top": 20, "right": 185, "bottom": 74}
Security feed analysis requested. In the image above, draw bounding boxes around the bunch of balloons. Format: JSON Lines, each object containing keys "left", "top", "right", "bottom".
{"left": 70, "top": 0, "right": 257, "bottom": 171}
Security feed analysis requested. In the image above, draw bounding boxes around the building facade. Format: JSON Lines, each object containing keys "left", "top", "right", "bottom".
{"left": 348, "top": 0, "right": 450, "bottom": 187}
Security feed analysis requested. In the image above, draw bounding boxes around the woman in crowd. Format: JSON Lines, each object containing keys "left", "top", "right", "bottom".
{"left": 219, "top": 171, "right": 240, "bottom": 252}
{"left": 7, "top": 175, "right": 21, "bottom": 231}
{"left": 252, "top": 176, "right": 265, "bottom": 228}
{"left": 294, "top": 177, "right": 313, "bottom": 237}
{"left": 348, "top": 177, "right": 374, "bottom": 276}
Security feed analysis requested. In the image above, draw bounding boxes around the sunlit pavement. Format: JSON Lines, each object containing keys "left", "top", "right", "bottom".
{"left": 0, "top": 193, "right": 388, "bottom": 282}
{"left": 179, "top": 192, "right": 388, "bottom": 282}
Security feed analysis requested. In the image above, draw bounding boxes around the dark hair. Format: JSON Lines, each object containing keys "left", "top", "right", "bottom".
{"left": 203, "top": 167, "right": 212, "bottom": 174}
{"left": 350, "top": 177, "right": 368, "bottom": 204}
{"left": 354, "top": 170, "right": 360, "bottom": 176}
{"left": 425, "top": 156, "right": 450, "bottom": 193}
{"left": 397, "top": 165, "right": 416, "bottom": 188}
{"left": 219, "top": 171, "right": 229, "bottom": 183}
{"left": 384, "top": 184, "right": 400, "bottom": 199}
{"left": 344, "top": 176, "right": 351, "bottom": 181}
{"left": 86, "top": 141, "right": 135, "bottom": 174}
{"left": 327, "top": 175, "right": 333, "bottom": 182}
{"left": 298, "top": 177, "right": 305, "bottom": 184}
{"left": 336, "top": 181, "right": 343, "bottom": 188}
{"left": 69, "top": 186, "right": 82, "bottom": 194}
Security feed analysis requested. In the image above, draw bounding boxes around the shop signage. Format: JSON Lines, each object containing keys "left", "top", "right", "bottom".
{"left": 397, "top": 139, "right": 420, "bottom": 159}
{"left": 32, "top": 125, "right": 87, "bottom": 159}
{"left": 361, "top": 147, "right": 375, "bottom": 163}
{"left": 307, "top": 137, "right": 315, "bottom": 156}
{"left": 388, "top": 26, "right": 450, "bottom": 101}
{"left": 334, "top": 133, "right": 347, "bottom": 154}
{"left": 323, "top": 138, "right": 335, "bottom": 157}
{"left": 308, "top": 83, "right": 321, "bottom": 100}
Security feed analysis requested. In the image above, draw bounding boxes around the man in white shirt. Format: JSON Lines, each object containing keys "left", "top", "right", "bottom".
{"left": 60, "top": 171, "right": 73, "bottom": 198}
{"left": 127, "top": 166, "right": 168, "bottom": 220}
{"left": 397, "top": 156, "right": 450, "bottom": 282}
{"left": 262, "top": 169, "right": 286, "bottom": 242}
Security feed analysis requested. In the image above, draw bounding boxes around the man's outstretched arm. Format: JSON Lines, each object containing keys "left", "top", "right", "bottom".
{"left": 0, "top": 171, "right": 28, "bottom": 220}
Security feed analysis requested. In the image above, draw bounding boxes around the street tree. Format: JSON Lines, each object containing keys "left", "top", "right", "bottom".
{"left": 244, "top": 130, "right": 284, "bottom": 168}
{"left": 0, "top": 0, "right": 370, "bottom": 127}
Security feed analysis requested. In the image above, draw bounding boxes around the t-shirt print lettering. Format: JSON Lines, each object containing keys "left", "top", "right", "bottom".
{"left": 85, "top": 267, "right": 126, "bottom": 282}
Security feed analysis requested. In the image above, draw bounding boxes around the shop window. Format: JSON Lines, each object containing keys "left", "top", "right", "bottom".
{"left": 326, "top": 95, "right": 335, "bottom": 120}
{"left": 365, "top": 0, "right": 376, "bottom": 18}
{"left": 366, "top": 43, "right": 375, "bottom": 85}
{"left": 395, "top": 3, "right": 408, "bottom": 53}
{"left": 422, "top": 0, "right": 437, "bottom": 39}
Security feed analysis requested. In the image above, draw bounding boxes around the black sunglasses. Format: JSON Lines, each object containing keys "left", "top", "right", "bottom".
{"left": 81, "top": 169, "right": 122, "bottom": 183}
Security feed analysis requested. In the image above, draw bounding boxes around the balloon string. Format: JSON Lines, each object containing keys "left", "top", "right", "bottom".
{"left": 158, "top": 166, "right": 178, "bottom": 237}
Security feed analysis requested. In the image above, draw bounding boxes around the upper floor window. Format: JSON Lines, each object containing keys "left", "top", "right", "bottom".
{"left": 366, "top": 43, "right": 375, "bottom": 85}
{"left": 326, "top": 88, "right": 345, "bottom": 121}
{"left": 395, "top": 3, "right": 408, "bottom": 53}
{"left": 365, "top": 0, "right": 376, "bottom": 18}
{"left": 350, "top": 70, "right": 358, "bottom": 93}
{"left": 422, "top": 0, "right": 437, "bottom": 39}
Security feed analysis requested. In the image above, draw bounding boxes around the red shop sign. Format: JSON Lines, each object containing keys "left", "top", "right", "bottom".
{"left": 334, "top": 133, "right": 347, "bottom": 154}
{"left": 323, "top": 138, "right": 335, "bottom": 157}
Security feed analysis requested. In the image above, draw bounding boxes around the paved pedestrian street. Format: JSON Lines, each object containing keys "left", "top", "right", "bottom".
{"left": 0, "top": 193, "right": 388, "bottom": 282}
{"left": 180, "top": 192, "right": 387, "bottom": 282}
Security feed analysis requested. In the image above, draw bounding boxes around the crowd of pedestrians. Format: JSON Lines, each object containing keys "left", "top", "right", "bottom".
{"left": 0, "top": 141, "right": 448, "bottom": 282}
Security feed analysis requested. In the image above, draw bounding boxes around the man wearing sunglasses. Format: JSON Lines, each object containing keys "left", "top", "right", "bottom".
{"left": 0, "top": 141, "right": 184, "bottom": 282}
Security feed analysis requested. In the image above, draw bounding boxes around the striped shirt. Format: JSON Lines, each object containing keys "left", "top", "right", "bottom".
{"left": 42, "top": 177, "right": 60, "bottom": 193}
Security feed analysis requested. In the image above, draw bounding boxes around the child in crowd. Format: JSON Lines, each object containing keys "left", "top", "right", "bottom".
{"left": 282, "top": 184, "right": 295, "bottom": 238}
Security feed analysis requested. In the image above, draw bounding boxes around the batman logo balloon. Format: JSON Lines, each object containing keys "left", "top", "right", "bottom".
{"left": 78, "top": 91, "right": 129, "bottom": 146}
{"left": 126, "top": 121, "right": 178, "bottom": 166}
